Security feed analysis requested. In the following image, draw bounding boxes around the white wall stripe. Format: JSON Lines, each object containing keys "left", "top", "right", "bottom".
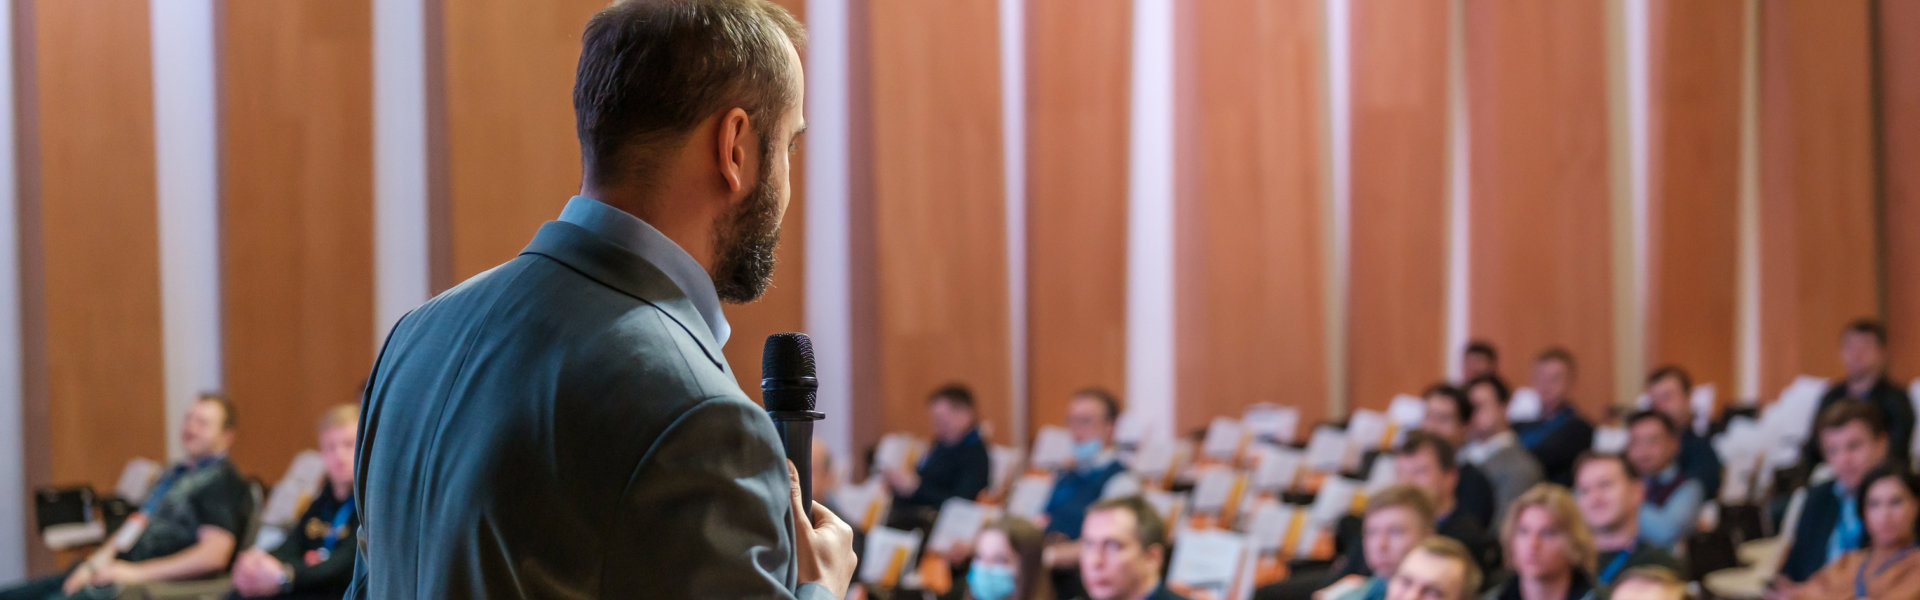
{"left": 151, "top": 0, "right": 222, "bottom": 462}
{"left": 1608, "top": 0, "right": 1651, "bottom": 406}
{"left": 1444, "top": 0, "right": 1471, "bottom": 380}
{"left": 373, "top": 0, "right": 433, "bottom": 346}
{"left": 0, "top": 0, "right": 25, "bottom": 581}
{"left": 1324, "top": 0, "right": 1351, "bottom": 414}
{"left": 999, "top": 0, "right": 1028, "bottom": 446}
{"left": 1735, "top": 0, "right": 1761, "bottom": 402}
{"left": 803, "top": 0, "right": 854, "bottom": 462}
{"left": 1127, "top": 0, "right": 1176, "bottom": 441}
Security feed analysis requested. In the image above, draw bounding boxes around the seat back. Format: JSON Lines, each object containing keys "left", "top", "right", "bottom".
{"left": 32, "top": 486, "right": 95, "bottom": 533}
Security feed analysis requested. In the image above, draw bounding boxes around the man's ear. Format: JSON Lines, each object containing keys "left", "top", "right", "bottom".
{"left": 1146, "top": 542, "right": 1166, "bottom": 570}
{"left": 715, "top": 107, "right": 752, "bottom": 193}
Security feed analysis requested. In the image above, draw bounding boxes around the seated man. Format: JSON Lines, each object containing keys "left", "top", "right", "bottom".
{"left": 1570, "top": 453, "right": 1685, "bottom": 588}
{"left": 1801, "top": 319, "right": 1914, "bottom": 468}
{"left": 1460, "top": 340, "right": 1499, "bottom": 383}
{"left": 1622, "top": 411, "right": 1704, "bottom": 549}
{"left": 228, "top": 405, "right": 361, "bottom": 600}
{"left": 1392, "top": 432, "right": 1496, "bottom": 572}
{"left": 1323, "top": 485, "right": 1439, "bottom": 600}
{"left": 1043, "top": 388, "right": 1130, "bottom": 539}
{"left": 1384, "top": 537, "right": 1482, "bottom": 600}
{"left": 0, "top": 393, "right": 255, "bottom": 600}
{"left": 1078, "top": 497, "right": 1188, "bottom": 600}
{"left": 1606, "top": 566, "right": 1686, "bottom": 600}
{"left": 1458, "top": 375, "right": 1544, "bottom": 525}
{"left": 1512, "top": 348, "right": 1595, "bottom": 487}
{"left": 1415, "top": 384, "right": 1498, "bottom": 530}
{"left": 1776, "top": 399, "right": 1892, "bottom": 587}
{"left": 1643, "top": 366, "right": 1722, "bottom": 499}
{"left": 885, "top": 384, "right": 992, "bottom": 524}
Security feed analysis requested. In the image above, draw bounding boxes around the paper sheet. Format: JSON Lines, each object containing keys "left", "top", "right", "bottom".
{"left": 859, "top": 526, "right": 925, "bottom": 587}
{"left": 1005, "top": 474, "right": 1057, "bottom": 521}
{"left": 875, "top": 433, "right": 928, "bottom": 474}
{"left": 1202, "top": 417, "right": 1246, "bottom": 460}
{"left": 113, "top": 458, "right": 161, "bottom": 504}
{"left": 1592, "top": 426, "right": 1629, "bottom": 454}
{"left": 1115, "top": 411, "right": 1151, "bottom": 446}
{"left": 926, "top": 498, "right": 994, "bottom": 554}
{"left": 1243, "top": 404, "right": 1301, "bottom": 445}
{"left": 1508, "top": 388, "right": 1543, "bottom": 422}
{"left": 1248, "top": 444, "right": 1303, "bottom": 492}
{"left": 1691, "top": 383, "right": 1717, "bottom": 436}
{"left": 1029, "top": 426, "right": 1075, "bottom": 470}
{"left": 1309, "top": 477, "right": 1360, "bottom": 525}
{"left": 830, "top": 476, "right": 892, "bottom": 533}
{"left": 1387, "top": 395, "right": 1427, "bottom": 428}
{"left": 1127, "top": 436, "right": 1177, "bottom": 479}
{"left": 1144, "top": 489, "right": 1188, "bottom": 532}
{"left": 1304, "top": 426, "right": 1347, "bottom": 474}
{"left": 1190, "top": 466, "right": 1243, "bottom": 515}
{"left": 1365, "top": 456, "right": 1396, "bottom": 494}
{"left": 989, "top": 445, "right": 1023, "bottom": 493}
{"left": 1101, "top": 473, "right": 1143, "bottom": 500}
{"left": 1167, "top": 529, "right": 1253, "bottom": 600}
{"left": 1242, "top": 500, "right": 1296, "bottom": 555}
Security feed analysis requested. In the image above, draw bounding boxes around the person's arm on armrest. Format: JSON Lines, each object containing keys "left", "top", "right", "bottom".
{"left": 101, "top": 525, "right": 236, "bottom": 585}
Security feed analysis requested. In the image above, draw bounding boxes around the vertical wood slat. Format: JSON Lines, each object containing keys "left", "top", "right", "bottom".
{"left": 1878, "top": 0, "right": 1920, "bottom": 382}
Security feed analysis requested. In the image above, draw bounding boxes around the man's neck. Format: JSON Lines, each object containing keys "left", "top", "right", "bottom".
{"left": 582, "top": 188, "right": 719, "bottom": 275}
{"left": 1595, "top": 521, "right": 1638, "bottom": 553}
{"left": 1521, "top": 571, "right": 1572, "bottom": 600}
{"left": 1125, "top": 578, "right": 1162, "bottom": 600}
{"left": 331, "top": 478, "right": 352, "bottom": 501}
{"left": 1435, "top": 494, "right": 1458, "bottom": 520}
{"left": 1849, "top": 373, "right": 1881, "bottom": 396}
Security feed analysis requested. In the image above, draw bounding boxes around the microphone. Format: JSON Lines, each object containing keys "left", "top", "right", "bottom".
{"left": 763, "top": 332, "right": 825, "bottom": 509}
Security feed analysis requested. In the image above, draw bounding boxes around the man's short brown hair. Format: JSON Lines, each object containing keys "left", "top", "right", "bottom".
{"left": 1819, "top": 398, "right": 1888, "bottom": 438}
{"left": 1087, "top": 496, "right": 1168, "bottom": 553}
{"left": 197, "top": 391, "right": 236, "bottom": 432}
{"left": 574, "top": 0, "right": 806, "bottom": 188}
{"left": 1365, "top": 484, "right": 1438, "bottom": 524}
{"left": 1405, "top": 536, "right": 1483, "bottom": 600}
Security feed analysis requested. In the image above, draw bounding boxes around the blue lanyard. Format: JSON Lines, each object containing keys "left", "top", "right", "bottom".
{"left": 1855, "top": 545, "right": 1919, "bottom": 599}
{"left": 1598, "top": 549, "right": 1633, "bottom": 585}
{"left": 320, "top": 496, "right": 355, "bottom": 553}
{"left": 1517, "top": 408, "right": 1572, "bottom": 449}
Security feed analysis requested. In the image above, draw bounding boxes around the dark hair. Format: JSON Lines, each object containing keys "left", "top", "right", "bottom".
{"left": 1087, "top": 496, "right": 1169, "bottom": 554}
{"left": 1464, "top": 340, "right": 1498, "bottom": 362}
{"left": 1625, "top": 410, "right": 1678, "bottom": 438}
{"left": 979, "top": 518, "right": 1056, "bottom": 600}
{"left": 1574, "top": 452, "right": 1639, "bottom": 481}
{"left": 1857, "top": 466, "right": 1920, "bottom": 546}
{"left": 1819, "top": 399, "right": 1889, "bottom": 438}
{"left": 573, "top": 0, "right": 806, "bottom": 189}
{"left": 1422, "top": 383, "right": 1474, "bottom": 423}
{"left": 929, "top": 383, "right": 977, "bottom": 410}
{"left": 1464, "top": 375, "right": 1512, "bottom": 406}
{"left": 1072, "top": 387, "right": 1122, "bottom": 423}
{"left": 1535, "top": 347, "right": 1577, "bottom": 373}
{"left": 197, "top": 391, "right": 236, "bottom": 432}
{"left": 1397, "top": 430, "right": 1459, "bottom": 473}
{"left": 1645, "top": 365, "right": 1693, "bottom": 394}
{"left": 1845, "top": 318, "right": 1890, "bottom": 346}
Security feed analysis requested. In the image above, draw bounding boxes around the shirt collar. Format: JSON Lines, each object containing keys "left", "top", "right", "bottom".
{"left": 558, "top": 196, "right": 730, "bottom": 346}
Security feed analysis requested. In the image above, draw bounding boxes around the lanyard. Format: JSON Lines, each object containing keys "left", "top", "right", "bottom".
{"left": 1517, "top": 408, "right": 1572, "bottom": 449}
{"left": 1856, "top": 545, "right": 1919, "bottom": 599}
{"left": 320, "top": 496, "right": 355, "bottom": 553}
{"left": 1598, "top": 550, "right": 1633, "bottom": 585}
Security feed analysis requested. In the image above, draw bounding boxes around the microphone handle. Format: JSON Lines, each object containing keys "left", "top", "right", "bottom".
{"left": 769, "top": 410, "right": 823, "bottom": 510}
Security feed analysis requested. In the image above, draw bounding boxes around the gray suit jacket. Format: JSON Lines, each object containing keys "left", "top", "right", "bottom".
{"left": 1479, "top": 444, "right": 1544, "bottom": 526}
{"left": 346, "top": 221, "right": 832, "bottom": 599}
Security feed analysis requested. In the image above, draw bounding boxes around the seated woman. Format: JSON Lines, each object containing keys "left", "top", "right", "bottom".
{"left": 962, "top": 518, "right": 1054, "bottom": 600}
{"left": 1780, "top": 466, "right": 1920, "bottom": 600}
{"left": 1484, "top": 485, "right": 1596, "bottom": 600}
{"left": 227, "top": 405, "right": 360, "bottom": 600}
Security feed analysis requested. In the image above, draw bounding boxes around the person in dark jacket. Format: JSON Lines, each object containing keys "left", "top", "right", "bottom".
{"left": 1800, "top": 319, "right": 1914, "bottom": 469}
{"left": 887, "top": 384, "right": 993, "bottom": 514}
{"left": 1642, "top": 366, "right": 1722, "bottom": 500}
{"left": 228, "top": 405, "right": 361, "bottom": 599}
{"left": 1514, "top": 349, "right": 1595, "bottom": 487}
{"left": 1775, "top": 400, "right": 1892, "bottom": 588}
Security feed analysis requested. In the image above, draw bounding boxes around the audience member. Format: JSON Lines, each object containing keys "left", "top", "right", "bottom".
{"left": 1643, "top": 366, "right": 1723, "bottom": 499}
{"left": 1459, "top": 376, "right": 1545, "bottom": 525}
{"left": 1778, "top": 399, "right": 1893, "bottom": 583}
{"left": 1393, "top": 432, "right": 1497, "bottom": 571}
{"left": 888, "top": 384, "right": 992, "bottom": 516}
{"left": 1621, "top": 411, "right": 1704, "bottom": 549}
{"left": 1513, "top": 349, "right": 1595, "bottom": 487}
{"left": 1776, "top": 466, "right": 1920, "bottom": 600}
{"left": 229, "top": 405, "right": 361, "bottom": 600}
{"left": 963, "top": 518, "right": 1055, "bottom": 600}
{"left": 1078, "top": 497, "right": 1188, "bottom": 600}
{"left": 1484, "top": 485, "right": 1597, "bottom": 600}
{"left": 1418, "top": 384, "right": 1499, "bottom": 528}
{"left": 1386, "top": 537, "right": 1483, "bottom": 600}
{"left": 1463, "top": 341, "right": 1500, "bottom": 383}
{"left": 1802, "top": 319, "right": 1914, "bottom": 468}
{"left": 0, "top": 394, "right": 255, "bottom": 600}
{"left": 1568, "top": 454, "right": 1684, "bottom": 589}
{"left": 1044, "top": 388, "right": 1130, "bottom": 540}
{"left": 1604, "top": 567, "right": 1685, "bottom": 600}
{"left": 1324, "top": 485, "right": 1440, "bottom": 600}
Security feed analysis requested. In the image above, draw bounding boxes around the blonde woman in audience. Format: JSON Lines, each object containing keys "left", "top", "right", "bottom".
{"left": 1776, "top": 466, "right": 1920, "bottom": 600}
{"left": 1483, "top": 485, "right": 1596, "bottom": 600}
{"left": 961, "top": 518, "right": 1054, "bottom": 600}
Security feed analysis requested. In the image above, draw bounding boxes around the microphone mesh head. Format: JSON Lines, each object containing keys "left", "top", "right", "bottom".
{"left": 762, "top": 333, "right": 817, "bottom": 412}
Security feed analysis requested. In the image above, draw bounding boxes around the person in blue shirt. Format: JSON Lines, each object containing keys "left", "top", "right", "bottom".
{"left": 1621, "top": 411, "right": 1704, "bottom": 550}
{"left": 1775, "top": 399, "right": 1893, "bottom": 589}
{"left": 1514, "top": 349, "right": 1595, "bottom": 487}
{"left": 1570, "top": 454, "right": 1685, "bottom": 590}
{"left": 886, "top": 384, "right": 993, "bottom": 516}
{"left": 1042, "top": 388, "right": 1130, "bottom": 540}
{"left": 1642, "top": 366, "right": 1722, "bottom": 499}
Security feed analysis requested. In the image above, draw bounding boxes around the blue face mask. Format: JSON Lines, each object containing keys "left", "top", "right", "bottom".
{"left": 966, "top": 564, "right": 1018, "bottom": 600}
{"left": 1072, "top": 439, "right": 1105, "bottom": 466}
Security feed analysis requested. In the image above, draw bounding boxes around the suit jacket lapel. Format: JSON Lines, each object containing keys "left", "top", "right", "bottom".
{"left": 520, "top": 221, "right": 728, "bottom": 371}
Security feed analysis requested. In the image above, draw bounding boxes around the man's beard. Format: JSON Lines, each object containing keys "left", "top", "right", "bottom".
{"left": 711, "top": 165, "right": 783, "bottom": 304}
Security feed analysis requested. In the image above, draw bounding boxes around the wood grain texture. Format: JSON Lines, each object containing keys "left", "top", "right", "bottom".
{"left": 860, "top": 0, "right": 1010, "bottom": 439}
{"left": 26, "top": 0, "right": 169, "bottom": 490}
{"left": 1645, "top": 0, "right": 1743, "bottom": 399}
{"left": 220, "top": 0, "right": 376, "bottom": 481}
{"left": 1346, "top": 0, "right": 1450, "bottom": 412}
{"left": 1024, "top": 0, "right": 1129, "bottom": 433}
{"left": 1880, "top": 0, "right": 1920, "bottom": 382}
{"left": 1464, "top": 0, "right": 1616, "bottom": 413}
{"left": 1757, "top": 0, "right": 1878, "bottom": 395}
{"left": 1175, "top": 0, "right": 1327, "bottom": 432}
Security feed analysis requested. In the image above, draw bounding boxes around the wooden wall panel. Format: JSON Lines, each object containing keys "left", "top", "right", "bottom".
{"left": 1757, "top": 0, "right": 1878, "bottom": 395}
{"left": 1024, "top": 0, "right": 1129, "bottom": 433}
{"left": 1645, "top": 0, "right": 1743, "bottom": 397}
{"left": 220, "top": 0, "right": 375, "bottom": 481}
{"left": 1175, "top": 0, "right": 1327, "bottom": 431}
{"left": 860, "top": 0, "right": 1009, "bottom": 439}
{"left": 1464, "top": 0, "right": 1616, "bottom": 413}
{"left": 1881, "top": 0, "right": 1920, "bottom": 383}
{"left": 1346, "top": 0, "right": 1449, "bottom": 412}
{"left": 25, "top": 0, "right": 169, "bottom": 489}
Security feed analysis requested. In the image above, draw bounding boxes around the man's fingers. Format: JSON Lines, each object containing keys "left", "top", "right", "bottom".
{"left": 786, "top": 460, "right": 814, "bottom": 529}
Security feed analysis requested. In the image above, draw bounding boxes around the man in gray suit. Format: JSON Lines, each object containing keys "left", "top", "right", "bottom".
{"left": 1457, "top": 375, "right": 1545, "bottom": 526}
{"left": 347, "top": 1, "right": 854, "bottom": 597}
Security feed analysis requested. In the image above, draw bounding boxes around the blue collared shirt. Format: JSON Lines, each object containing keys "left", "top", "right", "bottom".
{"left": 558, "top": 196, "right": 730, "bottom": 346}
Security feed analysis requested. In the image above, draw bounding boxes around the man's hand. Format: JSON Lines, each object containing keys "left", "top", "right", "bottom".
{"left": 791, "top": 461, "right": 856, "bottom": 599}
{"left": 230, "top": 550, "right": 289, "bottom": 598}
{"left": 883, "top": 468, "right": 918, "bottom": 496}
{"left": 61, "top": 564, "right": 92, "bottom": 596}
{"left": 89, "top": 560, "right": 141, "bottom": 587}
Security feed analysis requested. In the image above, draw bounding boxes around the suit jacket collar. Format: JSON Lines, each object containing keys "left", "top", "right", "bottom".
{"left": 521, "top": 220, "right": 728, "bottom": 371}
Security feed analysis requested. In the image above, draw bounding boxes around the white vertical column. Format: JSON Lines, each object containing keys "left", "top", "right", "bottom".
{"left": 0, "top": 0, "right": 26, "bottom": 581}
{"left": 1735, "top": 0, "right": 1761, "bottom": 402}
{"left": 1000, "top": 0, "right": 1028, "bottom": 447}
{"left": 1443, "top": 0, "right": 1472, "bottom": 380}
{"left": 1608, "top": 0, "right": 1651, "bottom": 406}
{"left": 151, "top": 0, "right": 223, "bottom": 461}
{"left": 1127, "top": 0, "right": 1176, "bottom": 442}
{"left": 374, "top": 0, "right": 433, "bottom": 342}
{"left": 1324, "top": 0, "right": 1351, "bottom": 414}
{"left": 804, "top": 0, "right": 855, "bottom": 462}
